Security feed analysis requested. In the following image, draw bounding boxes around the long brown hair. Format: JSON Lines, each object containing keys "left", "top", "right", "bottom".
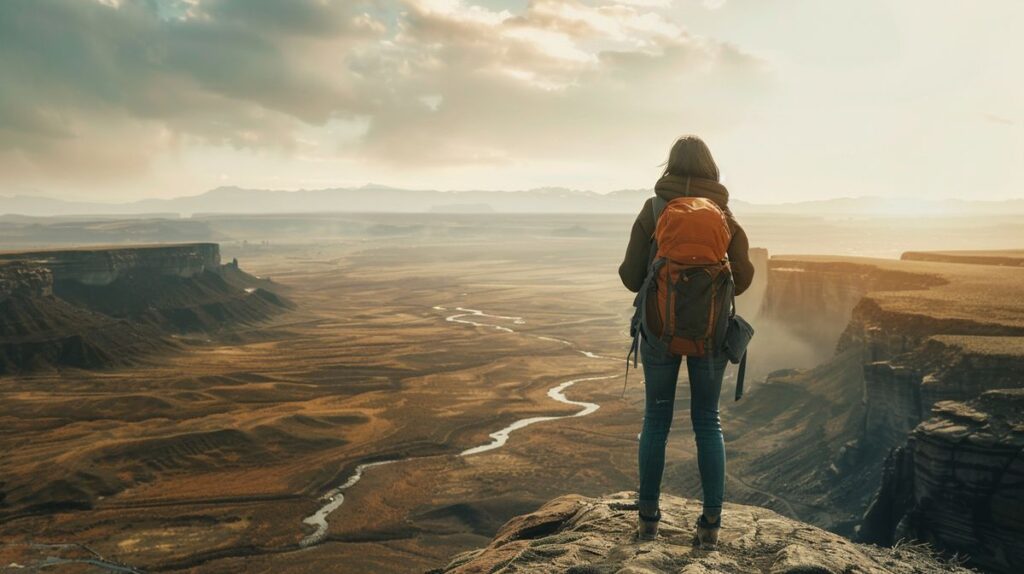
{"left": 662, "top": 136, "right": 719, "bottom": 181}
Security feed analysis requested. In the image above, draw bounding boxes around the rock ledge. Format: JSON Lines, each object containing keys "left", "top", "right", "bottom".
{"left": 429, "top": 492, "right": 970, "bottom": 574}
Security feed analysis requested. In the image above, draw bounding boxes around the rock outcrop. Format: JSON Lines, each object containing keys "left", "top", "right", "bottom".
{"left": 759, "top": 254, "right": 1024, "bottom": 459}
{"left": 853, "top": 335, "right": 1024, "bottom": 455}
{"left": 0, "top": 243, "right": 289, "bottom": 373}
{"left": 0, "top": 243, "right": 221, "bottom": 285}
{"left": 741, "top": 253, "right": 1024, "bottom": 570}
{"left": 758, "top": 259, "right": 942, "bottom": 359}
{"left": 842, "top": 300, "right": 1024, "bottom": 451}
{"left": 861, "top": 390, "right": 1024, "bottom": 574}
{"left": 0, "top": 260, "right": 165, "bottom": 374}
{"left": 429, "top": 493, "right": 970, "bottom": 574}
{"left": 916, "top": 336, "right": 1024, "bottom": 410}
{"left": 0, "top": 261, "right": 53, "bottom": 299}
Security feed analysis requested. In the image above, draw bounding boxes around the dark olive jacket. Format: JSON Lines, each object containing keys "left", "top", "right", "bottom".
{"left": 618, "top": 175, "right": 754, "bottom": 295}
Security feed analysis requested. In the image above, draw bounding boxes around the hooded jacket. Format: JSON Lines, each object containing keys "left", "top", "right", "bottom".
{"left": 618, "top": 174, "right": 754, "bottom": 294}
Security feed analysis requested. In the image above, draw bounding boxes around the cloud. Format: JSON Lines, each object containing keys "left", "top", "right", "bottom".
{"left": 0, "top": 0, "right": 770, "bottom": 187}
{"left": 359, "top": 0, "right": 770, "bottom": 166}
{"left": 983, "top": 113, "right": 1015, "bottom": 126}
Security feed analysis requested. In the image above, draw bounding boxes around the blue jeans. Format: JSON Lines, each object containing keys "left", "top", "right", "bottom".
{"left": 638, "top": 336, "right": 727, "bottom": 517}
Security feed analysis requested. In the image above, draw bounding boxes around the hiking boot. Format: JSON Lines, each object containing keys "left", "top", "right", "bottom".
{"left": 637, "top": 510, "right": 660, "bottom": 541}
{"left": 694, "top": 514, "right": 720, "bottom": 547}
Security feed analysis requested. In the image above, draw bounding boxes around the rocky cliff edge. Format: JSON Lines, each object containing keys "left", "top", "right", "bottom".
{"left": 429, "top": 492, "right": 970, "bottom": 574}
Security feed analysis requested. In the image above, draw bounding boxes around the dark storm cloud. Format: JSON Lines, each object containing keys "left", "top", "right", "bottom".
{"left": 198, "top": 0, "right": 359, "bottom": 36}
{"left": 0, "top": 0, "right": 366, "bottom": 137}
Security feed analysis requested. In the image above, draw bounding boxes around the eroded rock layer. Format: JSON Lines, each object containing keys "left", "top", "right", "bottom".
{"left": 841, "top": 299, "right": 1024, "bottom": 455}
{"left": 0, "top": 243, "right": 221, "bottom": 285}
{"left": 758, "top": 259, "right": 942, "bottom": 358}
{"left": 742, "top": 253, "right": 1024, "bottom": 570}
{"left": 861, "top": 390, "right": 1024, "bottom": 574}
{"left": 0, "top": 260, "right": 53, "bottom": 299}
{"left": 0, "top": 243, "right": 288, "bottom": 373}
{"left": 429, "top": 493, "right": 970, "bottom": 574}
{"left": 0, "top": 260, "right": 166, "bottom": 373}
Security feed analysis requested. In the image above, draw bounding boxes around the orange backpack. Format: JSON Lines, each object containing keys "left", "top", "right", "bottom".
{"left": 628, "top": 193, "right": 735, "bottom": 359}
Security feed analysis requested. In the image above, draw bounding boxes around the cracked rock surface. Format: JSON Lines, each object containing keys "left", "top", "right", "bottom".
{"left": 429, "top": 492, "right": 969, "bottom": 574}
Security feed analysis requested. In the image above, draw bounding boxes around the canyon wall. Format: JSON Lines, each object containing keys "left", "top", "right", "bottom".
{"left": 757, "top": 259, "right": 942, "bottom": 359}
{"left": 918, "top": 336, "right": 1024, "bottom": 408}
{"left": 758, "top": 257, "right": 1024, "bottom": 458}
{"left": 753, "top": 254, "right": 1024, "bottom": 571}
{"left": 0, "top": 259, "right": 162, "bottom": 373}
{"left": 861, "top": 390, "right": 1024, "bottom": 574}
{"left": 0, "top": 261, "right": 53, "bottom": 300}
{"left": 726, "top": 258, "right": 949, "bottom": 534}
{"left": 854, "top": 334, "right": 1024, "bottom": 454}
{"left": 759, "top": 262, "right": 871, "bottom": 344}
{"left": 840, "top": 300, "right": 1024, "bottom": 456}
{"left": 0, "top": 243, "right": 221, "bottom": 285}
{"left": 0, "top": 243, "right": 287, "bottom": 373}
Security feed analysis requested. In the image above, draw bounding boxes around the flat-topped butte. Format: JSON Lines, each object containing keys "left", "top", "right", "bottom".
{"left": 0, "top": 243, "right": 221, "bottom": 285}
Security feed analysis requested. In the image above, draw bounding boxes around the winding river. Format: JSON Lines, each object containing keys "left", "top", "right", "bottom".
{"left": 299, "top": 305, "right": 617, "bottom": 547}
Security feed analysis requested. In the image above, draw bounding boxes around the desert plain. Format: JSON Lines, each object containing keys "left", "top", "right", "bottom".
{"left": 1, "top": 212, "right": 1022, "bottom": 573}
{"left": 0, "top": 224, "right": 677, "bottom": 572}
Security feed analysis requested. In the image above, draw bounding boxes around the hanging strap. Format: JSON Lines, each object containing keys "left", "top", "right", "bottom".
{"left": 622, "top": 329, "right": 640, "bottom": 397}
{"left": 623, "top": 255, "right": 664, "bottom": 397}
{"left": 618, "top": 190, "right": 684, "bottom": 396}
{"left": 734, "top": 350, "right": 747, "bottom": 401}
{"left": 729, "top": 282, "right": 746, "bottom": 400}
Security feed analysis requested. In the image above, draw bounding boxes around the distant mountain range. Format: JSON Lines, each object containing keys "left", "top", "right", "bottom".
{"left": 2, "top": 185, "right": 1022, "bottom": 218}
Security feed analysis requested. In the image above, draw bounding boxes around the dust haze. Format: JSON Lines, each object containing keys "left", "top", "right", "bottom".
{"left": 1, "top": 204, "right": 1022, "bottom": 572}
{"left": 2, "top": 1, "right": 1023, "bottom": 571}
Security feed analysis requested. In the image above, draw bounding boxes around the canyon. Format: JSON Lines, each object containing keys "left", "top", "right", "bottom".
{"left": 2, "top": 234, "right": 651, "bottom": 572}
{"left": 739, "top": 253, "right": 1024, "bottom": 573}
{"left": 0, "top": 218, "right": 1020, "bottom": 573}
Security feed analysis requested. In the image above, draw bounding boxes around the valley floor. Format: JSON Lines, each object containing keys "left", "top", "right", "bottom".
{"left": 3, "top": 234, "right": 1020, "bottom": 573}
{"left": 2, "top": 238, "right": 668, "bottom": 572}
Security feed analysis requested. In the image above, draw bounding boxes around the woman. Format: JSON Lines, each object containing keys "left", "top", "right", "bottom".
{"left": 618, "top": 136, "right": 754, "bottom": 545}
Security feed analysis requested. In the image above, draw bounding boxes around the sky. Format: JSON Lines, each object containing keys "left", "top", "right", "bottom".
{"left": 1, "top": 0, "right": 1022, "bottom": 203}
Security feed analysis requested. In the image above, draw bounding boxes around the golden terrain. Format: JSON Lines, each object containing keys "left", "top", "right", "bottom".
{"left": 1, "top": 237, "right": 654, "bottom": 572}
{"left": 2, "top": 230, "right": 1022, "bottom": 573}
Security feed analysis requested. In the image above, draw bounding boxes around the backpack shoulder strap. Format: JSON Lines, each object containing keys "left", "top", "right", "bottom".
{"left": 650, "top": 176, "right": 688, "bottom": 226}
{"left": 647, "top": 196, "right": 667, "bottom": 266}
{"left": 651, "top": 195, "right": 667, "bottom": 226}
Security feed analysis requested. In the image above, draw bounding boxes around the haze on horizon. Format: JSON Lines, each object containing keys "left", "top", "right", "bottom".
{"left": 1, "top": 0, "right": 1021, "bottom": 204}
